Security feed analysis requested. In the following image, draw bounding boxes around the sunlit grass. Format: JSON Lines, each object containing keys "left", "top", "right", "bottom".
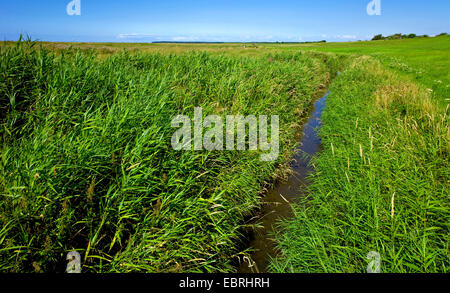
{"left": 0, "top": 39, "right": 338, "bottom": 272}
{"left": 1, "top": 36, "right": 447, "bottom": 273}
{"left": 271, "top": 56, "right": 449, "bottom": 273}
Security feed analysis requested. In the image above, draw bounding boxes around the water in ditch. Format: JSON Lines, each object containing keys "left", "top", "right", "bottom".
{"left": 239, "top": 90, "right": 330, "bottom": 273}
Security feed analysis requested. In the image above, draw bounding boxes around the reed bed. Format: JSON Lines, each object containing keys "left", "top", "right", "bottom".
{"left": 0, "top": 40, "right": 338, "bottom": 272}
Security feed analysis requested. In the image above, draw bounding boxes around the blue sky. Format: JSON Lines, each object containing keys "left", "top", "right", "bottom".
{"left": 0, "top": 0, "right": 449, "bottom": 42}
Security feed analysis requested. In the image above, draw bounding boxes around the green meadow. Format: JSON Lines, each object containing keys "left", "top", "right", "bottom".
{"left": 279, "top": 35, "right": 450, "bottom": 105}
{"left": 0, "top": 35, "right": 448, "bottom": 272}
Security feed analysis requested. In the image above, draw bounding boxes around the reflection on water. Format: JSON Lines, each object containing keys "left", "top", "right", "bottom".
{"left": 239, "top": 91, "right": 330, "bottom": 273}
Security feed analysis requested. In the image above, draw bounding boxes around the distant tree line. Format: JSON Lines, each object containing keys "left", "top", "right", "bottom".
{"left": 152, "top": 40, "right": 327, "bottom": 44}
{"left": 372, "top": 32, "right": 447, "bottom": 41}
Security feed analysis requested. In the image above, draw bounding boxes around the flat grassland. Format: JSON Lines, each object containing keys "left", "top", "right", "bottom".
{"left": 0, "top": 36, "right": 448, "bottom": 272}
{"left": 13, "top": 35, "right": 448, "bottom": 102}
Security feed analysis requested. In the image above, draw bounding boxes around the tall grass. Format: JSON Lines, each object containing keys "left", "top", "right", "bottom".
{"left": 271, "top": 56, "right": 449, "bottom": 273}
{"left": 0, "top": 40, "right": 337, "bottom": 272}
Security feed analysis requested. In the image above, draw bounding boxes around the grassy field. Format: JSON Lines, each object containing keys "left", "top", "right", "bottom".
{"left": 269, "top": 36, "right": 449, "bottom": 273}
{"left": 0, "top": 40, "right": 338, "bottom": 272}
{"left": 0, "top": 36, "right": 448, "bottom": 273}
{"left": 9, "top": 35, "right": 448, "bottom": 101}
{"left": 278, "top": 35, "right": 450, "bottom": 105}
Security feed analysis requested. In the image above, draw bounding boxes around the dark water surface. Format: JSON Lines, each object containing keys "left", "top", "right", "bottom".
{"left": 239, "top": 90, "right": 330, "bottom": 273}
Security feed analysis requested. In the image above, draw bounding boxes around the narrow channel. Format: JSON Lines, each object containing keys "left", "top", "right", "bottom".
{"left": 239, "top": 90, "right": 331, "bottom": 273}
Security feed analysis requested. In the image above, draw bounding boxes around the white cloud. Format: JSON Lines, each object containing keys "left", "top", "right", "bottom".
{"left": 171, "top": 36, "right": 200, "bottom": 42}
{"left": 333, "top": 34, "right": 358, "bottom": 40}
{"left": 117, "top": 33, "right": 154, "bottom": 39}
